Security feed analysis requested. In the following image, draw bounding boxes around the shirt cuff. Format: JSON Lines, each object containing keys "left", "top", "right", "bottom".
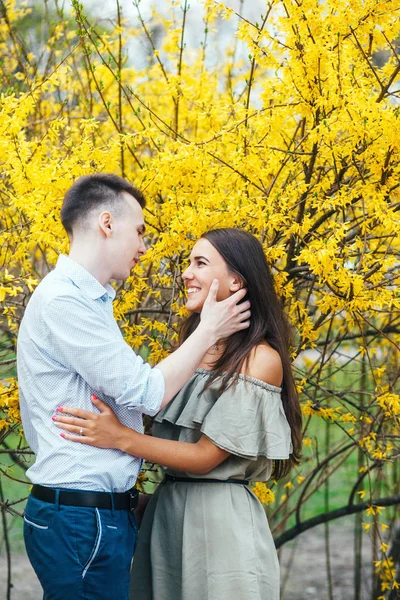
{"left": 130, "top": 366, "right": 165, "bottom": 417}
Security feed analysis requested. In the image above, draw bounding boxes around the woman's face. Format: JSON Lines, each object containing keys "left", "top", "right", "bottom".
{"left": 182, "top": 238, "right": 241, "bottom": 313}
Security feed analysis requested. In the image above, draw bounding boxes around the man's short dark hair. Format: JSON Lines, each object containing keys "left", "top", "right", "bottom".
{"left": 61, "top": 173, "right": 146, "bottom": 236}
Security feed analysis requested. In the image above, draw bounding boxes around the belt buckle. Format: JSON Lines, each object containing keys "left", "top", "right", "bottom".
{"left": 129, "top": 490, "right": 138, "bottom": 513}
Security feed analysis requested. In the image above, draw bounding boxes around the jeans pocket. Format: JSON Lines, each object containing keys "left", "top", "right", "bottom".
{"left": 23, "top": 496, "right": 56, "bottom": 587}
{"left": 81, "top": 508, "right": 102, "bottom": 579}
{"left": 24, "top": 515, "right": 49, "bottom": 530}
{"left": 24, "top": 495, "right": 55, "bottom": 530}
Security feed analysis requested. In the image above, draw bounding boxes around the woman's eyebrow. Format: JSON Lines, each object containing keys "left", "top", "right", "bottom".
{"left": 192, "top": 255, "right": 210, "bottom": 263}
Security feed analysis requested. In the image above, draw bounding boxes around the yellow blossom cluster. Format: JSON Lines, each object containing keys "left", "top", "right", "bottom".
{"left": 375, "top": 557, "right": 400, "bottom": 598}
{"left": 252, "top": 482, "right": 275, "bottom": 506}
{"left": 0, "top": 378, "right": 20, "bottom": 431}
{"left": 0, "top": 0, "right": 399, "bottom": 580}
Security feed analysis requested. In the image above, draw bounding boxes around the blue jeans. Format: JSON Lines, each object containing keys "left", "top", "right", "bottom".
{"left": 24, "top": 492, "right": 138, "bottom": 600}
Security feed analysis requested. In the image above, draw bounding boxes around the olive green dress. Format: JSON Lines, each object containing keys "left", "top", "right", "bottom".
{"left": 130, "top": 368, "right": 292, "bottom": 600}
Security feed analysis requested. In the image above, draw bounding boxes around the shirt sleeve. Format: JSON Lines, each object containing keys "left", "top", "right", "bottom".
{"left": 42, "top": 294, "right": 165, "bottom": 416}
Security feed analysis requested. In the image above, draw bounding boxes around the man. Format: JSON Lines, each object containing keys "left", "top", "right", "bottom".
{"left": 17, "top": 173, "right": 250, "bottom": 600}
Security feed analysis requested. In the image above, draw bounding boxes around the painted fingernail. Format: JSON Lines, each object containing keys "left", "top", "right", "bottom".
{"left": 56, "top": 406, "right": 63, "bottom": 412}
{"left": 52, "top": 416, "right": 57, "bottom": 421}
{"left": 60, "top": 433, "right": 65, "bottom": 438}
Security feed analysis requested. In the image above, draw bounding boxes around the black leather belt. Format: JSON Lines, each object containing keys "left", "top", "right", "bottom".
{"left": 31, "top": 484, "right": 138, "bottom": 512}
{"left": 164, "top": 474, "right": 248, "bottom": 485}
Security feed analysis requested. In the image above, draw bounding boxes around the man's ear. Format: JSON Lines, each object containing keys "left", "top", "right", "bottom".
{"left": 99, "top": 211, "right": 113, "bottom": 238}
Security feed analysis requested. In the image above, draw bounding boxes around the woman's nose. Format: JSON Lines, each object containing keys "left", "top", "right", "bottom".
{"left": 182, "top": 267, "right": 193, "bottom": 280}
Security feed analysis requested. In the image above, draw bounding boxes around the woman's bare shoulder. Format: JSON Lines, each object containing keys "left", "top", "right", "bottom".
{"left": 242, "top": 343, "right": 283, "bottom": 387}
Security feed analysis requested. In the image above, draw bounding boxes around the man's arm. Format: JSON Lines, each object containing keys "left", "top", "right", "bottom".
{"left": 44, "top": 294, "right": 164, "bottom": 415}
{"left": 43, "top": 280, "right": 250, "bottom": 414}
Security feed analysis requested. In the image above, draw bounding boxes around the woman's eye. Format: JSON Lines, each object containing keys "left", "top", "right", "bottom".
{"left": 197, "top": 261, "right": 206, "bottom": 267}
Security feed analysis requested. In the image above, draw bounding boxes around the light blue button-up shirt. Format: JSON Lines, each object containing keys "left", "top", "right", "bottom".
{"left": 17, "top": 255, "right": 165, "bottom": 492}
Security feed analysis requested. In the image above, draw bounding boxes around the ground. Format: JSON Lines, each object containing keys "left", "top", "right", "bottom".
{"left": 0, "top": 516, "right": 376, "bottom": 599}
{"left": 279, "top": 516, "right": 373, "bottom": 599}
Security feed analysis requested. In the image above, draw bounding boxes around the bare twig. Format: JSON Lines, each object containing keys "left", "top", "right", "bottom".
{"left": 275, "top": 495, "right": 400, "bottom": 548}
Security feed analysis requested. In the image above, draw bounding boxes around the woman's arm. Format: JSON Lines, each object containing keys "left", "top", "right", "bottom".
{"left": 54, "top": 343, "right": 282, "bottom": 473}
{"left": 120, "top": 429, "right": 229, "bottom": 475}
{"left": 53, "top": 396, "right": 230, "bottom": 475}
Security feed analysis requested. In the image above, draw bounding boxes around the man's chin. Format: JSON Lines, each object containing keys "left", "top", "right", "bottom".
{"left": 112, "top": 269, "right": 131, "bottom": 281}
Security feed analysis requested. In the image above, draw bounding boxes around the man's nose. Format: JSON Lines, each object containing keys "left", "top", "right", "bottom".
{"left": 139, "top": 239, "right": 147, "bottom": 255}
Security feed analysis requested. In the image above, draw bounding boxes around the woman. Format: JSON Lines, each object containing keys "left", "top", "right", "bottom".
{"left": 54, "top": 228, "right": 302, "bottom": 600}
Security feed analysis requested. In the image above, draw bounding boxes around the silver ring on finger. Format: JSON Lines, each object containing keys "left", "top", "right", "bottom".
{"left": 79, "top": 426, "right": 84, "bottom": 436}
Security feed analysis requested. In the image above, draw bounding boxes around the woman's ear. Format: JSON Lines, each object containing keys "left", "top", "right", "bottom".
{"left": 229, "top": 277, "right": 243, "bottom": 292}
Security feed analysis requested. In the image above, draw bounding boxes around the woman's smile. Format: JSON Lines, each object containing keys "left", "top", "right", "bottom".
{"left": 182, "top": 238, "right": 239, "bottom": 312}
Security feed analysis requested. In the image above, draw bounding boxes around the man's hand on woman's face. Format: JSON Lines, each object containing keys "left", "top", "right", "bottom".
{"left": 52, "top": 395, "right": 127, "bottom": 450}
{"left": 200, "top": 279, "right": 251, "bottom": 340}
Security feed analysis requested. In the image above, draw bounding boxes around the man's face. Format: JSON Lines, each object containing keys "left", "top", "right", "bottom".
{"left": 108, "top": 192, "right": 147, "bottom": 280}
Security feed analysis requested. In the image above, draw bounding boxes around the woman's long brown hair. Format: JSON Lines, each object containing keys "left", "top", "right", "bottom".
{"left": 179, "top": 228, "right": 302, "bottom": 479}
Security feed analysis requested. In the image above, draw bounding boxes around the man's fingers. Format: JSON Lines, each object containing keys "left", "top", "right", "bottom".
{"left": 236, "top": 300, "right": 251, "bottom": 313}
{"left": 204, "top": 279, "right": 219, "bottom": 305}
{"left": 229, "top": 287, "right": 248, "bottom": 303}
{"left": 239, "top": 310, "right": 251, "bottom": 322}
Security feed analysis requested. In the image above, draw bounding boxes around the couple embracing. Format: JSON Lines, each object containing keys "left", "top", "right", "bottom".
{"left": 17, "top": 174, "right": 302, "bottom": 600}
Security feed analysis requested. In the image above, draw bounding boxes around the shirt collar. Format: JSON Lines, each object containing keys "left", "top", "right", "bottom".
{"left": 56, "top": 255, "right": 116, "bottom": 301}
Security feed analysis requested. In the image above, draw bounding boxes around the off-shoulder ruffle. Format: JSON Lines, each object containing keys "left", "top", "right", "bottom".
{"left": 154, "top": 369, "right": 292, "bottom": 460}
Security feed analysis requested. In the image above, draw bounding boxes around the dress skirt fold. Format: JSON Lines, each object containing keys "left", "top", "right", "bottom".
{"left": 130, "top": 369, "right": 291, "bottom": 600}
